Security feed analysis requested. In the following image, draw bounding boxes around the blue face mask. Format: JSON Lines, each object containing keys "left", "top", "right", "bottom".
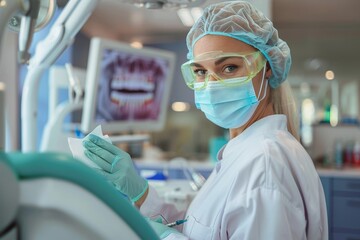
{"left": 194, "top": 70, "right": 268, "bottom": 129}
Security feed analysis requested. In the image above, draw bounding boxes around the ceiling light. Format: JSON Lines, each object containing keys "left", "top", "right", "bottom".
{"left": 177, "top": 7, "right": 204, "bottom": 27}
{"left": 177, "top": 7, "right": 203, "bottom": 27}
{"left": 190, "top": 7, "right": 203, "bottom": 22}
{"left": 330, "top": 104, "right": 338, "bottom": 127}
{"left": 130, "top": 41, "right": 143, "bottom": 49}
{"left": 172, "top": 102, "right": 190, "bottom": 112}
{"left": 0, "top": 1, "right": 7, "bottom": 7}
{"left": 325, "top": 70, "right": 334, "bottom": 80}
{"left": 133, "top": 3, "right": 145, "bottom": 7}
{"left": 177, "top": 8, "right": 194, "bottom": 27}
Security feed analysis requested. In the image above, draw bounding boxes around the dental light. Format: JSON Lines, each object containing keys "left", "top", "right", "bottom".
{"left": 0, "top": 0, "right": 206, "bottom": 152}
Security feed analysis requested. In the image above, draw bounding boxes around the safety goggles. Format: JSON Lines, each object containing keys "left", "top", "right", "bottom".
{"left": 181, "top": 51, "right": 266, "bottom": 90}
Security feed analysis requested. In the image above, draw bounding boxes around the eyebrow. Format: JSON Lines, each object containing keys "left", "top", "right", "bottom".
{"left": 190, "top": 62, "right": 203, "bottom": 68}
{"left": 190, "top": 56, "right": 237, "bottom": 67}
{"left": 215, "top": 57, "right": 233, "bottom": 65}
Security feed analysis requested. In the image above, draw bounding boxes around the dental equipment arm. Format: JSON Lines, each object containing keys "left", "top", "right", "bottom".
{"left": 18, "top": 0, "right": 40, "bottom": 64}
{"left": 0, "top": 0, "right": 29, "bottom": 59}
{"left": 21, "top": 0, "right": 98, "bottom": 152}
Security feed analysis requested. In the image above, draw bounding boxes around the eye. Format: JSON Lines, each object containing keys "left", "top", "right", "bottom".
{"left": 223, "top": 65, "right": 238, "bottom": 73}
{"left": 193, "top": 68, "right": 207, "bottom": 77}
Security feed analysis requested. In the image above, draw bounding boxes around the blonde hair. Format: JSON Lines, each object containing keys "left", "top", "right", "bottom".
{"left": 271, "top": 81, "right": 300, "bottom": 141}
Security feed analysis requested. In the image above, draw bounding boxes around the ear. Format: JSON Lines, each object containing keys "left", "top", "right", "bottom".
{"left": 265, "top": 63, "right": 272, "bottom": 80}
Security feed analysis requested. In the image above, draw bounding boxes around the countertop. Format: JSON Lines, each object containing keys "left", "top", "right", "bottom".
{"left": 317, "top": 167, "right": 360, "bottom": 178}
{"left": 136, "top": 159, "right": 360, "bottom": 179}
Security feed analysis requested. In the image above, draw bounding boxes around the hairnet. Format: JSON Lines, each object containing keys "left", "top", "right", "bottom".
{"left": 186, "top": 1, "right": 291, "bottom": 88}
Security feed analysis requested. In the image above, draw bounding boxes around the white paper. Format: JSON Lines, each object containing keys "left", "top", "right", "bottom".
{"left": 68, "top": 125, "right": 111, "bottom": 169}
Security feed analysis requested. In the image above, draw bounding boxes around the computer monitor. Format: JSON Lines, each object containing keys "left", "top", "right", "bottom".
{"left": 81, "top": 37, "right": 176, "bottom": 134}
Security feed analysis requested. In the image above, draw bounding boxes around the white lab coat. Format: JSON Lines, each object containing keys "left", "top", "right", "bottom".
{"left": 140, "top": 115, "right": 328, "bottom": 240}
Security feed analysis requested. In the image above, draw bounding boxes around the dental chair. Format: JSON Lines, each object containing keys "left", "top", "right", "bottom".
{"left": 0, "top": 152, "right": 159, "bottom": 240}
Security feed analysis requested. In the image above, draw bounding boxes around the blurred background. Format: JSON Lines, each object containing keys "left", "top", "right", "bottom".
{"left": 1, "top": 0, "right": 360, "bottom": 166}
{"left": 79, "top": 0, "right": 360, "bottom": 165}
{"left": 1, "top": 2, "right": 360, "bottom": 238}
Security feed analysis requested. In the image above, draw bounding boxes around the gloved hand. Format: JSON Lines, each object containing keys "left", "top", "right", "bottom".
{"left": 82, "top": 134, "right": 148, "bottom": 202}
{"left": 147, "top": 218, "right": 185, "bottom": 239}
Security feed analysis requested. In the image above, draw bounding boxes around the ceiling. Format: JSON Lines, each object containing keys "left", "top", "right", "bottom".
{"left": 80, "top": 0, "right": 360, "bottom": 83}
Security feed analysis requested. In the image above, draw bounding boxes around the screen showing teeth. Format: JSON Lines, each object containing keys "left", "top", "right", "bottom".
{"left": 95, "top": 49, "right": 170, "bottom": 122}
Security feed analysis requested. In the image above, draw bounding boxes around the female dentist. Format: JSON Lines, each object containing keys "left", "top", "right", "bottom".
{"left": 83, "top": 1, "right": 328, "bottom": 239}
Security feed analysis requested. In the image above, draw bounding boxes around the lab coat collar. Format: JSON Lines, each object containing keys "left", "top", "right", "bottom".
{"left": 215, "top": 146, "right": 225, "bottom": 172}
{"left": 233, "top": 114, "right": 288, "bottom": 142}
{"left": 215, "top": 114, "right": 287, "bottom": 173}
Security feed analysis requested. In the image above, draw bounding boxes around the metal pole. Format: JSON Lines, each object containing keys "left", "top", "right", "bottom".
{"left": 0, "top": 82, "right": 5, "bottom": 150}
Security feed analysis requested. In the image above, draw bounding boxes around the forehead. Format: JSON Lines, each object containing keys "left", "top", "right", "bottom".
{"left": 193, "top": 35, "right": 257, "bottom": 57}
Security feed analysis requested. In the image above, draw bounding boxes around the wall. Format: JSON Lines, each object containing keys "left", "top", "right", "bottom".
{"left": 289, "top": 74, "right": 360, "bottom": 163}
{"left": 310, "top": 124, "right": 360, "bottom": 164}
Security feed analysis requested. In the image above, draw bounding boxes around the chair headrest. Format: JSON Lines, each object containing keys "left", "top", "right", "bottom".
{"left": 0, "top": 161, "right": 19, "bottom": 232}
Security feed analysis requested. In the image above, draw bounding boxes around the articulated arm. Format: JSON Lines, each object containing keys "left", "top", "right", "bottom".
{"left": 21, "top": 0, "right": 98, "bottom": 152}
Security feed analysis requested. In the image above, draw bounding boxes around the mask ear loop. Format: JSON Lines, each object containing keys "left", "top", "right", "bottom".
{"left": 256, "top": 63, "right": 268, "bottom": 102}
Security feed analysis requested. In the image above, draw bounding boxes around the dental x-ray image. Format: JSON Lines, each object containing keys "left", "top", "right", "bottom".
{"left": 95, "top": 49, "right": 170, "bottom": 123}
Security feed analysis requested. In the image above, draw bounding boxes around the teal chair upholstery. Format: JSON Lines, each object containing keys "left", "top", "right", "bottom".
{"left": 0, "top": 155, "right": 19, "bottom": 240}
{"left": 0, "top": 152, "right": 159, "bottom": 240}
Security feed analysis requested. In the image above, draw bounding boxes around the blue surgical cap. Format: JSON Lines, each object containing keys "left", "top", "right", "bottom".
{"left": 186, "top": 1, "right": 291, "bottom": 88}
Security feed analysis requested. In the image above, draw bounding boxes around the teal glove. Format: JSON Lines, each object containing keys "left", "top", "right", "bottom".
{"left": 82, "top": 134, "right": 148, "bottom": 202}
{"left": 148, "top": 219, "right": 184, "bottom": 239}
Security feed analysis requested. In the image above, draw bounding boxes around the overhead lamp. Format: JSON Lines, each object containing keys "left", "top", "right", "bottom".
{"left": 0, "top": 0, "right": 7, "bottom": 7}
{"left": 130, "top": 41, "right": 143, "bottom": 49}
{"left": 177, "top": 7, "right": 203, "bottom": 27}
{"left": 325, "top": 70, "right": 334, "bottom": 80}
{"left": 190, "top": 7, "right": 203, "bottom": 21}
{"left": 172, "top": 102, "right": 190, "bottom": 112}
{"left": 177, "top": 8, "right": 194, "bottom": 27}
